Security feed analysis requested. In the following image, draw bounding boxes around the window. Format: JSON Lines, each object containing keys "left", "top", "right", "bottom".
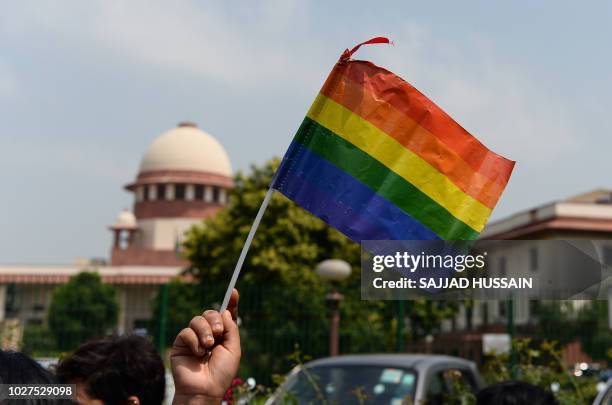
{"left": 498, "top": 256, "right": 507, "bottom": 276}
{"left": 425, "top": 372, "right": 449, "bottom": 405}
{"left": 465, "top": 304, "right": 473, "bottom": 330}
{"left": 195, "top": 185, "right": 204, "bottom": 200}
{"left": 481, "top": 302, "right": 489, "bottom": 326}
{"left": 442, "top": 369, "right": 477, "bottom": 393}
{"left": 27, "top": 319, "right": 43, "bottom": 326}
{"left": 212, "top": 186, "right": 220, "bottom": 203}
{"left": 157, "top": 184, "right": 166, "bottom": 200}
{"left": 498, "top": 301, "right": 507, "bottom": 317}
{"left": 5, "top": 283, "right": 18, "bottom": 314}
{"left": 599, "top": 386, "right": 612, "bottom": 404}
{"left": 143, "top": 185, "right": 150, "bottom": 201}
{"left": 529, "top": 247, "right": 538, "bottom": 271}
{"left": 603, "top": 246, "right": 612, "bottom": 266}
{"left": 284, "top": 365, "right": 417, "bottom": 404}
{"left": 133, "top": 319, "right": 149, "bottom": 336}
{"left": 529, "top": 300, "right": 540, "bottom": 318}
{"left": 175, "top": 184, "right": 186, "bottom": 200}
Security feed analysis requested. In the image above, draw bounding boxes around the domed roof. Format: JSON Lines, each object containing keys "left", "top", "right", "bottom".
{"left": 113, "top": 209, "right": 137, "bottom": 229}
{"left": 139, "top": 122, "right": 232, "bottom": 177}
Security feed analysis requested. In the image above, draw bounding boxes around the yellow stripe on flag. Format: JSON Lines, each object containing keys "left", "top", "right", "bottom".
{"left": 307, "top": 93, "right": 492, "bottom": 232}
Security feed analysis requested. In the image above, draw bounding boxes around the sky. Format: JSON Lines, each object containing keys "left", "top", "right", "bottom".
{"left": 1, "top": 1, "right": 611, "bottom": 264}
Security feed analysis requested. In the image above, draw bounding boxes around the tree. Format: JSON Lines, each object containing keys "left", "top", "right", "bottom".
{"left": 21, "top": 325, "right": 56, "bottom": 356}
{"left": 183, "top": 158, "right": 458, "bottom": 383}
{"left": 537, "top": 301, "right": 612, "bottom": 362}
{"left": 151, "top": 279, "right": 203, "bottom": 350}
{"left": 48, "top": 271, "right": 118, "bottom": 351}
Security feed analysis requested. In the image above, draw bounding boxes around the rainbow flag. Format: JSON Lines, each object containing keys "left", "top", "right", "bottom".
{"left": 271, "top": 38, "right": 514, "bottom": 241}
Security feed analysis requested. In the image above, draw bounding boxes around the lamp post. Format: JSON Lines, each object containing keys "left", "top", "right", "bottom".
{"left": 316, "top": 259, "right": 351, "bottom": 357}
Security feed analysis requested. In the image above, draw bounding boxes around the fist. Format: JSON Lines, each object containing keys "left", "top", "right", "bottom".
{"left": 171, "top": 289, "right": 240, "bottom": 405}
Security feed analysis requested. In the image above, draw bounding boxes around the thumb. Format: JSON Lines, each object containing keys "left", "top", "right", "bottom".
{"left": 227, "top": 288, "right": 239, "bottom": 321}
{"left": 221, "top": 309, "right": 241, "bottom": 356}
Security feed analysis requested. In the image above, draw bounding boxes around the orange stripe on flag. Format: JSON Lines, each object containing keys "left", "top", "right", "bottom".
{"left": 326, "top": 61, "right": 515, "bottom": 188}
{"left": 320, "top": 69, "right": 506, "bottom": 209}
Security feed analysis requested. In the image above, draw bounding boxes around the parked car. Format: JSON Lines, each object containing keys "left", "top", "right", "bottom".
{"left": 593, "top": 379, "right": 612, "bottom": 405}
{"left": 35, "top": 357, "right": 58, "bottom": 371}
{"left": 265, "top": 354, "right": 484, "bottom": 405}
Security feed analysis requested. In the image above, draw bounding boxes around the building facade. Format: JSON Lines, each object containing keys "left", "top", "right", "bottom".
{"left": 427, "top": 190, "right": 612, "bottom": 365}
{"left": 0, "top": 122, "right": 232, "bottom": 339}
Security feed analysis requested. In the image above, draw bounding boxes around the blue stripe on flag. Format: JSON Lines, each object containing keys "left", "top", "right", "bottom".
{"left": 272, "top": 141, "right": 440, "bottom": 242}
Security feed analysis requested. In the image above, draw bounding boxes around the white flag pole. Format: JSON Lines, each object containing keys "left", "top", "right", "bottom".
{"left": 219, "top": 187, "right": 274, "bottom": 312}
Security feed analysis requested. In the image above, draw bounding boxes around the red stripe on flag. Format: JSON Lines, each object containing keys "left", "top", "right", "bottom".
{"left": 326, "top": 61, "right": 515, "bottom": 187}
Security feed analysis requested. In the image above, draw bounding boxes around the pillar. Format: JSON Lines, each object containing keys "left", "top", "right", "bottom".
{"left": 117, "top": 287, "right": 127, "bottom": 335}
{"left": 0, "top": 284, "right": 6, "bottom": 322}
{"left": 608, "top": 287, "right": 612, "bottom": 330}
{"left": 113, "top": 229, "right": 121, "bottom": 248}
{"left": 186, "top": 184, "right": 195, "bottom": 201}
{"left": 136, "top": 186, "right": 144, "bottom": 202}
{"left": 204, "top": 186, "right": 213, "bottom": 203}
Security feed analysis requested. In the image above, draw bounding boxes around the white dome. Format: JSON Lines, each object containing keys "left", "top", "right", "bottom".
{"left": 139, "top": 123, "right": 232, "bottom": 177}
{"left": 114, "top": 209, "right": 137, "bottom": 228}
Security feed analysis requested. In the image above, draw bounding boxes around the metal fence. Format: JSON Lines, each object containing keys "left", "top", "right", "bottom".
{"left": 0, "top": 280, "right": 400, "bottom": 385}
{"left": 1, "top": 279, "right": 606, "bottom": 386}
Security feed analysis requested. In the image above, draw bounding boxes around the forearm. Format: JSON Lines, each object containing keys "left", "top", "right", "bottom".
{"left": 172, "top": 394, "right": 224, "bottom": 405}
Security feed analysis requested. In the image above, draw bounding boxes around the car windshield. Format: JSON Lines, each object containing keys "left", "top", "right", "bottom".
{"left": 276, "top": 364, "right": 417, "bottom": 404}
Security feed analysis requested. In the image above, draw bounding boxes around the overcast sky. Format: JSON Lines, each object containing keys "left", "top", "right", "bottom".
{"left": 1, "top": 1, "right": 611, "bottom": 264}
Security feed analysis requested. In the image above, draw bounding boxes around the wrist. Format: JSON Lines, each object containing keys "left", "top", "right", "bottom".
{"left": 172, "top": 394, "right": 224, "bottom": 405}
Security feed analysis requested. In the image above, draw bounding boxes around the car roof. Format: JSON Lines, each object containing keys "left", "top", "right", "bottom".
{"left": 305, "top": 354, "right": 475, "bottom": 372}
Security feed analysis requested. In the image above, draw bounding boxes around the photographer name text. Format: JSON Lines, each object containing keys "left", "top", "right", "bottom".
{"left": 372, "top": 276, "right": 533, "bottom": 290}
{"left": 370, "top": 252, "right": 533, "bottom": 290}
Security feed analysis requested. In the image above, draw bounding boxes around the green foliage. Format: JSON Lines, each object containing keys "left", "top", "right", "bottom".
{"left": 573, "top": 302, "right": 612, "bottom": 362}
{"left": 184, "top": 158, "right": 355, "bottom": 290}
{"left": 151, "top": 279, "right": 203, "bottom": 349}
{"left": 442, "top": 370, "right": 477, "bottom": 405}
{"left": 223, "top": 339, "right": 602, "bottom": 405}
{"left": 537, "top": 301, "right": 612, "bottom": 362}
{"left": 48, "top": 271, "right": 118, "bottom": 351}
{"left": 482, "top": 339, "right": 599, "bottom": 405}
{"left": 405, "top": 299, "right": 460, "bottom": 341}
{"left": 181, "top": 158, "right": 458, "bottom": 383}
{"left": 21, "top": 325, "right": 57, "bottom": 356}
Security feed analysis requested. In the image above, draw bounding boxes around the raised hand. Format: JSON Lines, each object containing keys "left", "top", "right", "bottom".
{"left": 171, "top": 289, "right": 240, "bottom": 405}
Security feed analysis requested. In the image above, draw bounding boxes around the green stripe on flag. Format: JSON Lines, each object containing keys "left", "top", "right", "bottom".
{"left": 294, "top": 117, "right": 480, "bottom": 240}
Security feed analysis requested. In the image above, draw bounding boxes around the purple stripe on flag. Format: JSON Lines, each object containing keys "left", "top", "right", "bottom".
{"left": 272, "top": 141, "right": 440, "bottom": 242}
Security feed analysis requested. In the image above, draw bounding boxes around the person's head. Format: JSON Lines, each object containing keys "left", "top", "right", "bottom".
{"left": 477, "top": 381, "right": 558, "bottom": 405}
{"left": 56, "top": 334, "right": 165, "bottom": 405}
{"left": 0, "top": 350, "right": 69, "bottom": 404}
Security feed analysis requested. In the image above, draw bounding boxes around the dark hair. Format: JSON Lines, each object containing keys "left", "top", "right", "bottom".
{"left": 56, "top": 334, "right": 165, "bottom": 405}
{"left": 0, "top": 350, "right": 70, "bottom": 405}
{"left": 477, "top": 381, "right": 559, "bottom": 405}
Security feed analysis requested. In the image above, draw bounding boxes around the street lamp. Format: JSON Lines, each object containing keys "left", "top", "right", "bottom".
{"left": 316, "top": 259, "right": 351, "bottom": 357}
